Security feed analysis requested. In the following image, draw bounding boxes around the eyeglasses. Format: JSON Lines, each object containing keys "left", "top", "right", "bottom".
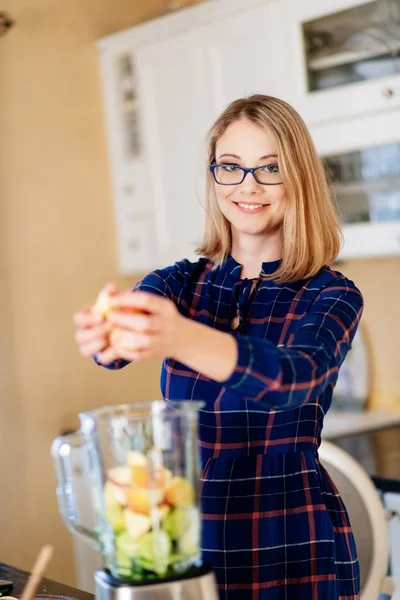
{"left": 210, "top": 163, "right": 283, "bottom": 186}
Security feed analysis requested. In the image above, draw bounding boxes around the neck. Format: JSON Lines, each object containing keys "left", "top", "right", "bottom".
{"left": 231, "top": 229, "right": 282, "bottom": 279}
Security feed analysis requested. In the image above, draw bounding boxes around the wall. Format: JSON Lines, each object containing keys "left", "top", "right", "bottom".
{"left": 0, "top": 0, "right": 399, "bottom": 588}
{"left": 340, "top": 257, "right": 400, "bottom": 411}
{"left": 0, "top": 0, "right": 201, "bottom": 585}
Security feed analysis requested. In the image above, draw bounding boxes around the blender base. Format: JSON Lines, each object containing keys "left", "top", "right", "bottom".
{"left": 94, "top": 564, "right": 219, "bottom": 600}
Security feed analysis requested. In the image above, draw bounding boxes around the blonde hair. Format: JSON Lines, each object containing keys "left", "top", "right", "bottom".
{"left": 196, "top": 94, "right": 342, "bottom": 283}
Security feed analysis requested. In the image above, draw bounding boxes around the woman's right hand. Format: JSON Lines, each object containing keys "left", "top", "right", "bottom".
{"left": 73, "top": 283, "right": 116, "bottom": 359}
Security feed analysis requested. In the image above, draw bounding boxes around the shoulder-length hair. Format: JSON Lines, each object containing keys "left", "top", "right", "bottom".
{"left": 196, "top": 94, "right": 342, "bottom": 283}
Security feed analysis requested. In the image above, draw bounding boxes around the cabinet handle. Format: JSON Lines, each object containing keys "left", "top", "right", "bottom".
{"left": 381, "top": 87, "right": 395, "bottom": 98}
{"left": 129, "top": 238, "right": 141, "bottom": 251}
{"left": 124, "top": 184, "right": 135, "bottom": 195}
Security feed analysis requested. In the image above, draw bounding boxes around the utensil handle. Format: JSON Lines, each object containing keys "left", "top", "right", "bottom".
{"left": 51, "top": 431, "right": 99, "bottom": 548}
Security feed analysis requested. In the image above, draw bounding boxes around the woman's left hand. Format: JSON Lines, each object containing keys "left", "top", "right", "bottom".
{"left": 95, "top": 291, "right": 183, "bottom": 364}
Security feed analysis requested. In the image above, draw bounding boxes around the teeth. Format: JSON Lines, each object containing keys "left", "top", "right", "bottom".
{"left": 237, "top": 203, "right": 264, "bottom": 210}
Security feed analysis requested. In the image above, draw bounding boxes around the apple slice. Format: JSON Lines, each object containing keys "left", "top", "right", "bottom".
{"left": 104, "top": 480, "right": 127, "bottom": 507}
{"left": 127, "top": 450, "right": 167, "bottom": 488}
{"left": 126, "top": 487, "right": 165, "bottom": 514}
{"left": 107, "top": 466, "right": 131, "bottom": 488}
{"left": 165, "top": 476, "right": 194, "bottom": 508}
{"left": 93, "top": 288, "right": 113, "bottom": 318}
{"left": 124, "top": 509, "right": 151, "bottom": 541}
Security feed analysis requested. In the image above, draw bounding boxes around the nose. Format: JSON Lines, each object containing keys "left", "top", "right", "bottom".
{"left": 239, "top": 171, "right": 262, "bottom": 194}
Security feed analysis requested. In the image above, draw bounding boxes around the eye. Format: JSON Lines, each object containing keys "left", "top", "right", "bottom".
{"left": 220, "top": 164, "right": 241, "bottom": 172}
{"left": 263, "top": 163, "right": 280, "bottom": 173}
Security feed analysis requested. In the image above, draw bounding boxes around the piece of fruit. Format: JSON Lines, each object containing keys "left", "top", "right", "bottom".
{"left": 109, "top": 329, "right": 135, "bottom": 350}
{"left": 124, "top": 509, "right": 151, "bottom": 541}
{"left": 104, "top": 480, "right": 127, "bottom": 507}
{"left": 106, "top": 502, "right": 126, "bottom": 534}
{"left": 93, "top": 288, "right": 112, "bottom": 317}
{"left": 177, "top": 507, "right": 200, "bottom": 557}
{"left": 156, "top": 503, "right": 171, "bottom": 521}
{"left": 162, "top": 507, "right": 192, "bottom": 540}
{"left": 116, "top": 531, "right": 138, "bottom": 556}
{"left": 126, "top": 449, "right": 168, "bottom": 488}
{"left": 134, "top": 530, "right": 171, "bottom": 576}
{"left": 107, "top": 466, "right": 131, "bottom": 488}
{"left": 126, "top": 487, "right": 165, "bottom": 514}
{"left": 165, "top": 476, "right": 194, "bottom": 508}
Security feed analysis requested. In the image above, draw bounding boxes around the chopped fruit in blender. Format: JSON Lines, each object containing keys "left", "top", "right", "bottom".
{"left": 106, "top": 503, "right": 126, "bottom": 534}
{"left": 126, "top": 486, "right": 165, "bottom": 514}
{"left": 107, "top": 466, "right": 131, "bottom": 488}
{"left": 127, "top": 453, "right": 166, "bottom": 488}
{"left": 103, "top": 449, "right": 199, "bottom": 580}
{"left": 178, "top": 510, "right": 200, "bottom": 557}
{"left": 154, "top": 503, "right": 170, "bottom": 521}
{"left": 133, "top": 530, "right": 171, "bottom": 576}
{"left": 104, "top": 480, "right": 127, "bottom": 506}
{"left": 126, "top": 450, "right": 148, "bottom": 467}
{"left": 162, "top": 507, "right": 192, "bottom": 540}
{"left": 124, "top": 509, "right": 151, "bottom": 540}
{"left": 116, "top": 531, "right": 138, "bottom": 557}
{"left": 165, "top": 476, "right": 195, "bottom": 508}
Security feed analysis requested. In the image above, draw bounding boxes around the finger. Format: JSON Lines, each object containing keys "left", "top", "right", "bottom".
{"left": 110, "top": 329, "right": 151, "bottom": 352}
{"left": 108, "top": 346, "right": 146, "bottom": 363}
{"left": 103, "top": 282, "right": 118, "bottom": 295}
{"left": 108, "top": 311, "right": 158, "bottom": 333}
{"left": 95, "top": 345, "right": 119, "bottom": 365}
{"left": 74, "top": 322, "right": 111, "bottom": 345}
{"left": 74, "top": 308, "right": 103, "bottom": 328}
{"left": 79, "top": 338, "right": 109, "bottom": 357}
{"left": 110, "top": 291, "right": 168, "bottom": 314}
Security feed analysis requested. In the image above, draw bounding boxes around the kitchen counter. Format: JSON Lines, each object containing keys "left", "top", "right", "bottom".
{"left": 0, "top": 562, "right": 93, "bottom": 600}
{"left": 325, "top": 418, "right": 400, "bottom": 492}
{"left": 322, "top": 409, "right": 400, "bottom": 440}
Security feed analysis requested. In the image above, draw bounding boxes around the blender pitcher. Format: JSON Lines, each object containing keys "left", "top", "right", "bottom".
{"left": 51, "top": 400, "right": 209, "bottom": 585}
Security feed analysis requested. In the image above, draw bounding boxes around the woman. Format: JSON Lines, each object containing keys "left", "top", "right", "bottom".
{"left": 74, "top": 95, "right": 362, "bottom": 599}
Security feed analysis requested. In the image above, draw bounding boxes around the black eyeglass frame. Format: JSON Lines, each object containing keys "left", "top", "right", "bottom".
{"left": 209, "top": 163, "right": 284, "bottom": 186}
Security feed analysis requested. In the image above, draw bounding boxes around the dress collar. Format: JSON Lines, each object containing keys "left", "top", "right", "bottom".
{"left": 222, "top": 254, "right": 282, "bottom": 278}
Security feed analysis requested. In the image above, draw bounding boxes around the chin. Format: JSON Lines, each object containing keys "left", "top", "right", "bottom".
{"left": 231, "top": 220, "right": 275, "bottom": 236}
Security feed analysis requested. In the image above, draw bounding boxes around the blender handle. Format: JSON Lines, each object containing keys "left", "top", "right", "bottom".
{"left": 51, "top": 431, "right": 100, "bottom": 549}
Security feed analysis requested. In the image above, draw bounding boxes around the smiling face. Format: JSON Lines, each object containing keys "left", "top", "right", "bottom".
{"left": 213, "top": 118, "right": 288, "bottom": 241}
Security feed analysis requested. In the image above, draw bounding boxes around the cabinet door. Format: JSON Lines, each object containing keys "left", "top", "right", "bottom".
{"left": 135, "top": 31, "right": 212, "bottom": 268}
{"left": 98, "top": 51, "right": 158, "bottom": 274}
{"left": 311, "top": 109, "right": 400, "bottom": 260}
{"left": 197, "top": 2, "right": 288, "bottom": 112}
{"left": 284, "top": 0, "right": 400, "bottom": 127}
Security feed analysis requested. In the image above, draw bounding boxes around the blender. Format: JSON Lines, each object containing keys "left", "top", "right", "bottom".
{"left": 51, "top": 400, "right": 218, "bottom": 600}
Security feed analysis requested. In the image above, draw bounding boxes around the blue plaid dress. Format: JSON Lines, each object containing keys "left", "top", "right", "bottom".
{"left": 105, "top": 256, "right": 363, "bottom": 600}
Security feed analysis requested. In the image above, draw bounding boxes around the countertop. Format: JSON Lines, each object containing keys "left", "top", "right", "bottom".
{"left": 322, "top": 409, "right": 400, "bottom": 439}
{"left": 0, "top": 563, "right": 93, "bottom": 600}
{"left": 324, "top": 415, "right": 400, "bottom": 491}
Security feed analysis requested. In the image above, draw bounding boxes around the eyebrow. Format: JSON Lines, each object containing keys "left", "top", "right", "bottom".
{"left": 217, "top": 153, "right": 278, "bottom": 161}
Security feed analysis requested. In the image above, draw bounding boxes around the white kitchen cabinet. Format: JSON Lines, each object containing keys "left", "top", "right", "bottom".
{"left": 97, "top": 0, "right": 284, "bottom": 274}
{"left": 312, "top": 108, "right": 400, "bottom": 260}
{"left": 283, "top": 0, "right": 400, "bottom": 128}
{"left": 97, "top": 0, "right": 400, "bottom": 271}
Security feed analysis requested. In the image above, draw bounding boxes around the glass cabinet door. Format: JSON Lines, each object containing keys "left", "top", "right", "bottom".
{"left": 324, "top": 140, "right": 400, "bottom": 224}
{"left": 287, "top": 0, "right": 400, "bottom": 125}
{"left": 303, "top": 0, "right": 400, "bottom": 93}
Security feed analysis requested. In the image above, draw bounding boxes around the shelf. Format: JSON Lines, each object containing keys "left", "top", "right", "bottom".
{"left": 308, "top": 46, "right": 398, "bottom": 71}
{"left": 334, "top": 176, "right": 400, "bottom": 196}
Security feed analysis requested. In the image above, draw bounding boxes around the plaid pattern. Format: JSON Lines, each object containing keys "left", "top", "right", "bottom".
{"left": 104, "top": 256, "right": 363, "bottom": 599}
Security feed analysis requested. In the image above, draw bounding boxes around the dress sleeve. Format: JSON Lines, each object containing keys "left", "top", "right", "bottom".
{"left": 221, "top": 278, "right": 364, "bottom": 408}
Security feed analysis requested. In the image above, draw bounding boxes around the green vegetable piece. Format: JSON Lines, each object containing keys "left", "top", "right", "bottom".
{"left": 106, "top": 502, "right": 126, "bottom": 534}
{"left": 162, "top": 507, "right": 192, "bottom": 540}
